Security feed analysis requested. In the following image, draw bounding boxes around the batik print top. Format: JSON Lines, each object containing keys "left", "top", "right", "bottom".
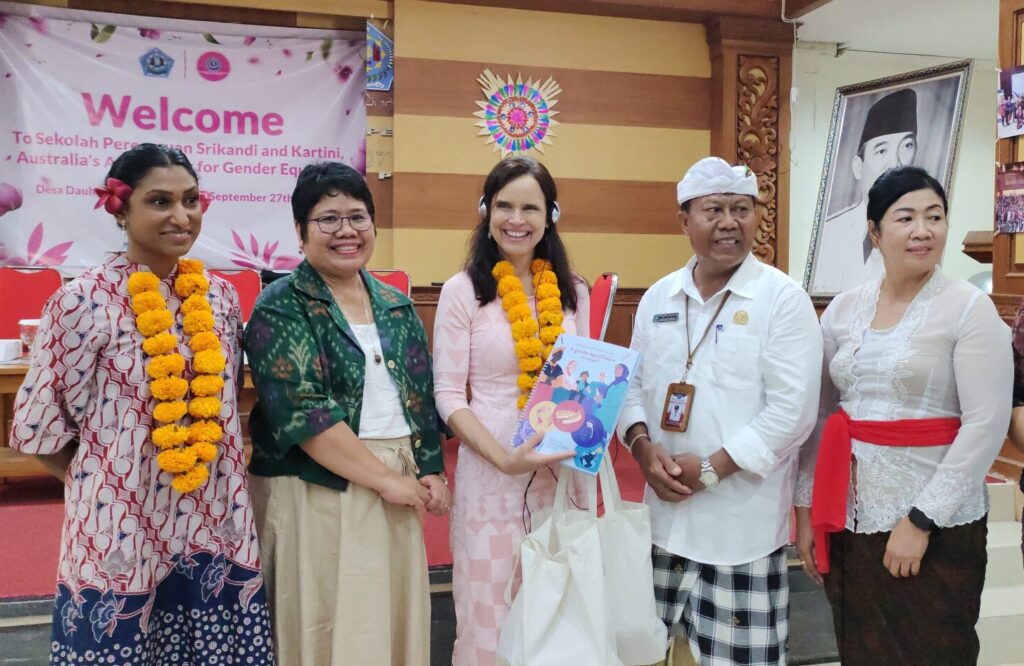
{"left": 11, "top": 254, "right": 271, "bottom": 665}
{"left": 245, "top": 260, "right": 443, "bottom": 491}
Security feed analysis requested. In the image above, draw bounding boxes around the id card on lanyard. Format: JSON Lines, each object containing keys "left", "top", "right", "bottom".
{"left": 660, "top": 291, "right": 731, "bottom": 432}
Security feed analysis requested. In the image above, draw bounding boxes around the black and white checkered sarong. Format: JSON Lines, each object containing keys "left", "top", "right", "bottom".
{"left": 652, "top": 544, "right": 789, "bottom": 665}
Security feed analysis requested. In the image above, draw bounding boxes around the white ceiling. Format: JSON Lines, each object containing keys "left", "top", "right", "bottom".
{"left": 795, "top": 0, "right": 998, "bottom": 62}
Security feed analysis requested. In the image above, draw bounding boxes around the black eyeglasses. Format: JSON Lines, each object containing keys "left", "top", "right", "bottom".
{"left": 307, "top": 213, "right": 374, "bottom": 234}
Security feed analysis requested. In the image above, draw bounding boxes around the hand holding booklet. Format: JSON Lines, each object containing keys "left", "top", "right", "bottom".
{"left": 511, "top": 334, "right": 639, "bottom": 475}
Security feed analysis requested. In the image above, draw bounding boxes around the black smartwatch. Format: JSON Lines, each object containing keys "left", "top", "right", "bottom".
{"left": 907, "top": 507, "right": 937, "bottom": 532}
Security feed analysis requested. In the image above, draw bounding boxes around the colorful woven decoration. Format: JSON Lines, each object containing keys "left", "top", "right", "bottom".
{"left": 366, "top": 21, "right": 394, "bottom": 91}
{"left": 474, "top": 69, "right": 560, "bottom": 155}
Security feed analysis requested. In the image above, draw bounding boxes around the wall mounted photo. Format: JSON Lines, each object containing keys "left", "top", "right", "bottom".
{"left": 998, "top": 65, "right": 1024, "bottom": 139}
{"left": 996, "top": 162, "right": 1024, "bottom": 234}
{"left": 804, "top": 59, "right": 972, "bottom": 301}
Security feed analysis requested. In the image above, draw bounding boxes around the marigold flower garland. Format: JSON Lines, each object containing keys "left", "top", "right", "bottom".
{"left": 493, "top": 259, "right": 565, "bottom": 409}
{"left": 128, "top": 258, "right": 225, "bottom": 493}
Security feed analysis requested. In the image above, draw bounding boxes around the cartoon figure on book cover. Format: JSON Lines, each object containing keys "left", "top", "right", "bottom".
{"left": 513, "top": 335, "right": 638, "bottom": 474}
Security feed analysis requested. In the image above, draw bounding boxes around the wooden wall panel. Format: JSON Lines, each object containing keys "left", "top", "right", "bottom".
{"left": 390, "top": 173, "right": 680, "bottom": 234}
{"left": 706, "top": 16, "right": 792, "bottom": 273}
{"left": 395, "top": 58, "right": 712, "bottom": 130}
{"left": 395, "top": 0, "right": 710, "bottom": 77}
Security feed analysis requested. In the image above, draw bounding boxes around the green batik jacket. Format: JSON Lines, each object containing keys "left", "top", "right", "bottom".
{"left": 244, "top": 260, "right": 444, "bottom": 491}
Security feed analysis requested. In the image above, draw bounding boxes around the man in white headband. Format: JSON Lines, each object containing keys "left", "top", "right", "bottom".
{"left": 618, "top": 157, "right": 822, "bottom": 666}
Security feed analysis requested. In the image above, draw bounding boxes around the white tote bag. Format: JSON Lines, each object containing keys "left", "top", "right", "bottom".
{"left": 498, "top": 462, "right": 668, "bottom": 666}
{"left": 497, "top": 470, "right": 621, "bottom": 666}
{"left": 596, "top": 456, "right": 669, "bottom": 665}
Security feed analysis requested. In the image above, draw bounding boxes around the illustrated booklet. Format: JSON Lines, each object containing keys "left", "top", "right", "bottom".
{"left": 511, "top": 333, "right": 639, "bottom": 475}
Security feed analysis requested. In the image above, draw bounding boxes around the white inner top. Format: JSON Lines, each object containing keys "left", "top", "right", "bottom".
{"left": 351, "top": 323, "right": 411, "bottom": 439}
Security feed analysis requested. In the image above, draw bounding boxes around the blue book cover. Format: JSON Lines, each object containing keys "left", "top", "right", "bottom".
{"left": 511, "top": 333, "right": 639, "bottom": 475}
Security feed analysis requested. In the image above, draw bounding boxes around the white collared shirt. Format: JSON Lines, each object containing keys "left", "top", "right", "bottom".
{"left": 618, "top": 254, "right": 822, "bottom": 565}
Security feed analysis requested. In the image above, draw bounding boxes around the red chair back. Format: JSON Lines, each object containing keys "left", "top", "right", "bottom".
{"left": 589, "top": 272, "right": 618, "bottom": 341}
{"left": 210, "top": 269, "right": 262, "bottom": 322}
{"left": 369, "top": 269, "right": 412, "bottom": 297}
{"left": 0, "top": 267, "right": 63, "bottom": 339}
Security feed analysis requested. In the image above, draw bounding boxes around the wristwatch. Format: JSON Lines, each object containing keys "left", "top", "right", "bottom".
{"left": 698, "top": 457, "right": 720, "bottom": 488}
{"left": 907, "top": 507, "right": 936, "bottom": 532}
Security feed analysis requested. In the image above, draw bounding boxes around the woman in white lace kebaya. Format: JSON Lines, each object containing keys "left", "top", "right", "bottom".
{"left": 794, "top": 166, "right": 1012, "bottom": 665}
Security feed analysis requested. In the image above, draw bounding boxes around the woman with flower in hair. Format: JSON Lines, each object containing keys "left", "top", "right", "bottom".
{"left": 10, "top": 143, "right": 273, "bottom": 665}
{"left": 433, "top": 155, "right": 589, "bottom": 665}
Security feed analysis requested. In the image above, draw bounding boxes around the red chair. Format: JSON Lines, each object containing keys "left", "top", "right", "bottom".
{"left": 370, "top": 269, "right": 412, "bottom": 297}
{"left": 589, "top": 272, "right": 619, "bottom": 342}
{"left": 0, "top": 267, "right": 63, "bottom": 339}
{"left": 210, "top": 269, "right": 261, "bottom": 322}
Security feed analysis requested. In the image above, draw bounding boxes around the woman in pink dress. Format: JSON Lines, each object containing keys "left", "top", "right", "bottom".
{"left": 10, "top": 144, "right": 272, "bottom": 665}
{"left": 433, "top": 156, "right": 590, "bottom": 665}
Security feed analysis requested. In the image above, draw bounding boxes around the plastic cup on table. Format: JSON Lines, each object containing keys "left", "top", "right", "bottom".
{"left": 18, "top": 319, "right": 40, "bottom": 354}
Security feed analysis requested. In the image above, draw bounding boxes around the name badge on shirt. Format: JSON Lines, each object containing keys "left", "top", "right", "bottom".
{"left": 653, "top": 313, "right": 679, "bottom": 323}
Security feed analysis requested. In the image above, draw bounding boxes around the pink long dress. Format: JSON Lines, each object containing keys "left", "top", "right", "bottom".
{"left": 432, "top": 271, "right": 589, "bottom": 666}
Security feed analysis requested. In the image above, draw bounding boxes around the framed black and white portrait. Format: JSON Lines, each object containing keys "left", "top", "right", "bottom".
{"left": 804, "top": 60, "right": 972, "bottom": 301}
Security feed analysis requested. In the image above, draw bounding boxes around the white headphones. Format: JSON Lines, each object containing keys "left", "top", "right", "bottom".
{"left": 479, "top": 196, "right": 560, "bottom": 224}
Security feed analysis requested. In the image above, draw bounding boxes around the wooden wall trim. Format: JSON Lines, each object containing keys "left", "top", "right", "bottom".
{"left": 13, "top": 0, "right": 372, "bottom": 28}
{"left": 996, "top": 0, "right": 1024, "bottom": 297}
{"left": 413, "top": 0, "right": 796, "bottom": 23}
{"left": 706, "top": 16, "right": 792, "bottom": 273}
{"left": 993, "top": 292, "right": 1023, "bottom": 324}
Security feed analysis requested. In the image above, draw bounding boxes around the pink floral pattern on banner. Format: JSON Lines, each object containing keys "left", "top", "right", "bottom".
{"left": 229, "top": 229, "right": 301, "bottom": 270}
{"left": 1, "top": 13, "right": 365, "bottom": 274}
{"left": 0, "top": 222, "right": 73, "bottom": 266}
{"left": 0, "top": 182, "right": 22, "bottom": 215}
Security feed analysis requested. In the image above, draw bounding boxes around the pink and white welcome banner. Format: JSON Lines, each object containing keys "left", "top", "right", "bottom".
{"left": 0, "top": 3, "right": 366, "bottom": 273}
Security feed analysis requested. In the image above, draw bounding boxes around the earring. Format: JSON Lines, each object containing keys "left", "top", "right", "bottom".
{"left": 487, "top": 230, "right": 492, "bottom": 240}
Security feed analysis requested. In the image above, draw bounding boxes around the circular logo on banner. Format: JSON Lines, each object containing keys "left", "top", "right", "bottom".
{"left": 139, "top": 47, "right": 174, "bottom": 78}
{"left": 196, "top": 52, "right": 230, "bottom": 82}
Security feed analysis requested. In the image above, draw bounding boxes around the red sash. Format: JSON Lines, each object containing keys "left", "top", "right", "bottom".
{"left": 809, "top": 409, "right": 960, "bottom": 573}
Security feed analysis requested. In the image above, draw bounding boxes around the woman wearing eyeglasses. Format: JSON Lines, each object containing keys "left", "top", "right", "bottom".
{"left": 244, "top": 162, "right": 450, "bottom": 665}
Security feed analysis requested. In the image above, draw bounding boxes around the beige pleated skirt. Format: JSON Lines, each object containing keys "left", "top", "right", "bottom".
{"left": 250, "top": 436, "right": 430, "bottom": 666}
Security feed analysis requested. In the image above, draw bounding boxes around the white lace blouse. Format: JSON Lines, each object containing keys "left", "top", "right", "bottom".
{"left": 796, "top": 271, "right": 1013, "bottom": 533}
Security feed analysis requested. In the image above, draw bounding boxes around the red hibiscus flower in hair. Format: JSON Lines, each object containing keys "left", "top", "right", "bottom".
{"left": 94, "top": 178, "right": 132, "bottom": 215}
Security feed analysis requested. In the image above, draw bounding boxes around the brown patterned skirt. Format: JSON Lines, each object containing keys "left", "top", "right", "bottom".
{"left": 824, "top": 517, "right": 987, "bottom": 666}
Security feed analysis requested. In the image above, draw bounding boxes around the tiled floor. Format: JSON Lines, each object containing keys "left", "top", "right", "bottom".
{"left": 0, "top": 566, "right": 839, "bottom": 665}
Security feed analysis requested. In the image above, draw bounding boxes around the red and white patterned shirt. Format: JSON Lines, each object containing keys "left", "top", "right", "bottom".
{"left": 11, "top": 253, "right": 262, "bottom": 596}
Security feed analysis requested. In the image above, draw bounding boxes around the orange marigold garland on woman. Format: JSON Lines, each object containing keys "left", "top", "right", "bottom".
{"left": 130, "top": 258, "right": 225, "bottom": 493}
{"left": 493, "top": 258, "right": 566, "bottom": 409}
